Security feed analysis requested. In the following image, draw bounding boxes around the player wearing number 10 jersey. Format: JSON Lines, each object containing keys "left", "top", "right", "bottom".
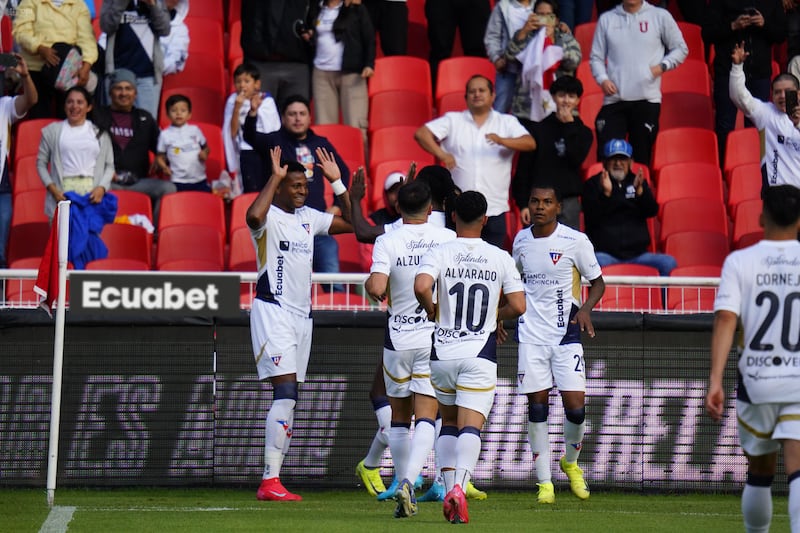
{"left": 415, "top": 191, "right": 526, "bottom": 523}
{"left": 512, "top": 184, "right": 605, "bottom": 505}
{"left": 706, "top": 185, "right": 800, "bottom": 533}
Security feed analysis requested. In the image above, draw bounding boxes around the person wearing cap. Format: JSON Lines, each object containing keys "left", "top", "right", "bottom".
{"left": 93, "top": 68, "right": 176, "bottom": 222}
{"left": 100, "top": 0, "right": 171, "bottom": 118}
{"left": 581, "top": 138, "right": 676, "bottom": 277}
{"left": 512, "top": 75, "right": 592, "bottom": 230}
{"left": 368, "top": 170, "right": 403, "bottom": 227}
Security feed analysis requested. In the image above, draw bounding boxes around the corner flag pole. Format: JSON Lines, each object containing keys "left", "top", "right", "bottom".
{"left": 47, "top": 200, "right": 70, "bottom": 507}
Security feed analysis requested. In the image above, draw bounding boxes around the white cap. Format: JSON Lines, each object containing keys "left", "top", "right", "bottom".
{"left": 383, "top": 171, "right": 405, "bottom": 191}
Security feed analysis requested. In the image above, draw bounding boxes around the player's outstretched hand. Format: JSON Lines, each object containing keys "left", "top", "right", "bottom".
{"left": 350, "top": 167, "right": 366, "bottom": 201}
{"left": 315, "top": 147, "right": 342, "bottom": 182}
{"left": 269, "top": 146, "right": 287, "bottom": 181}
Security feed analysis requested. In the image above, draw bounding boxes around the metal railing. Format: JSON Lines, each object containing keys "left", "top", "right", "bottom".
{"left": 0, "top": 269, "right": 719, "bottom": 314}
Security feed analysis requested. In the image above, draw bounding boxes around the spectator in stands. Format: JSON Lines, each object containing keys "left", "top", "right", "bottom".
{"left": 512, "top": 75, "right": 592, "bottom": 230}
{"left": 590, "top": 0, "right": 687, "bottom": 165}
{"left": 37, "top": 86, "right": 114, "bottom": 220}
{"left": 729, "top": 42, "right": 800, "bottom": 191}
{"left": 0, "top": 54, "right": 36, "bottom": 269}
{"left": 505, "top": 0, "right": 582, "bottom": 120}
{"left": 13, "top": 0, "right": 98, "bottom": 119}
{"left": 156, "top": 94, "right": 209, "bottom": 192}
{"left": 160, "top": 0, "right": 189, "bottom": 77}
{"left": 425, "top": 0, "right": 492, "bottom": 89}
{"left": 243, "top": 93, "right": 351, "bottom": 290}
{"left": 363, "top": 0, "right": 408, "bottom": 56}
{"left": 100, "top": 0, "right": 172, "bottom": 118}
{"left": 703, "top": 0, "right": 785, "bottom": 166}
{"left": 581, "top": 138, "right": 677, "bottom": 276}
{"left": 223, "top": 63, "right": 281, "bottom": 194}
{"left": 93, "top": 68, "right": 176, "bottom": 221}
{"left": 304, "top": 0, "right": 375, "bottom": 148}
{"left": 484, "top": 0, "right": 535, "bottom": 113}
{"left": 369, "top": 170, "right": 403, "bottom": 226}
{"left": 415, "top": 74, "right": 535, "bottom": 248}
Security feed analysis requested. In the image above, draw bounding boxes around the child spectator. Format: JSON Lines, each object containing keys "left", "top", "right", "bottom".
{"left": 222, "top": 63, "right": 280, "bottom": 193}
{"left": 156, "top": 93, "right": 210, "bottom": 192}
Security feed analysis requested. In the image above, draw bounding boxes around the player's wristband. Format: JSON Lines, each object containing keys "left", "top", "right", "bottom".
{"left": 331, "top": 179, "right": 347, "bottom": 196}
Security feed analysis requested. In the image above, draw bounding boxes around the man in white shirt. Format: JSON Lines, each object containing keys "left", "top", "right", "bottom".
{"left": 247, "top": 146, "right": 353, "bottom": 502}
{"left": 415, "top": 75, "right": 535, "bottom": 248}
{"left": 365, "top": 179, "right": 456, "bottom": 518}
{"left": 729, "top": 42, "right": 800, "bottom": 192}
{"left": 706, "top": 184, "right": 800, "bottom": 533}
{"left": 415, "top": 191, "right": 526, "bottom": 524}
{"left": 512, "top": 182, "right": 605, "bottom": 505}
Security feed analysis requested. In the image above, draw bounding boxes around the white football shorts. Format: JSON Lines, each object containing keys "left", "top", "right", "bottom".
{"left": 737, "top": 399, "right": 800, "bottom": 456}
{"left": 250, "top": 299, "right": 312, "bottom": 381}
{"left": 383, "top": 346, "right": 435, "bottom": 398}
{"left": 431, "top": 357, "right": 497, "bottom": 418}
{"left": 517, "top": 343, "right": 586, "bottom": 394}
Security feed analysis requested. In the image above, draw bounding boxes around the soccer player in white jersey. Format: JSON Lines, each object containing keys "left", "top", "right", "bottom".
{"left": 247, "top": 146, "right": 353, "bottom": 501}
{"left": 706, "top": 184, "right": 800, "bottom": 533}
{"left": 415, "top": 191, "right": 526, "bottom": 524}
{"left": 512, "top": 183, "right": 605, "bottom": 505}
{"left": 365, "top": 179, "right": 457, "bottom": 518}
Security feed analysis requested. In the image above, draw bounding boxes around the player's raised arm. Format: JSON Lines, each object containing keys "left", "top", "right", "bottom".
{"left": 246, "top": 146, "right": 286, "bottom": 230}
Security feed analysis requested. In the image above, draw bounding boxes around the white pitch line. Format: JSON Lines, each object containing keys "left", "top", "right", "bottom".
{"left": 39, "top": 506, "right": 76, "bottom": 533}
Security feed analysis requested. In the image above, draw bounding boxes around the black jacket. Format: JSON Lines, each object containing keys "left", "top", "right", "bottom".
{"left": 512, "top": 114, "right": 592, "bottom": 208}
{"left": 92, "top": 106, "right": 159, "bottom": 179}
{"left": 581, "top": 170, "right": 659, "bottom": 260}
{"left": 306, "top": 3, "right": 375, "bottom": 73}
{"left": 241, "top": 0, "right": 312, "bottom": 63}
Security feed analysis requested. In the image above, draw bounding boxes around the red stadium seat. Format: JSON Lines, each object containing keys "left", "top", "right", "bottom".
{"left": 110, "top": 189, "right": 153, "bottom": 221}
{"left": 229, "top": 192, "right": 258, "bottom": 240}
{"left": 156, "top": 224, "right": 224, "bottom": 271}
{"left": 6, "top": 222, "right": 49, "bottom": 265}
{"left": 162, "top": 52, "right": 227, "bottom": 99}
{"left": 100, "top": 223, "right": 152, "bottom": 266}
{"left": 436, "top": 92, "right": 467, "bottom": 114}
{"left": 228, "top": 226, "right": 256, "bottom": 271}
{"left": 667, "top": 265, "right": 721, "bottom": 312}
{"left": 369, "top": 56, "right": 432, "bottom": 108}
{"left": 11, "top": 189, "right": 47, "bottom": 226}
{"left": 651, "top": 128, "right": 719, "bottom": 175}
{"left": 334, "top": 232, "right": 367, "bottom": 273}
{"left": 193, "top": 121, "right": 226, "bottom": 184}
{"left": 159, "top": 87, "right": 224, "bottom": 129}
{"left": 369, "top": 90, "right": 432, "bottom": 134}
{"left": 596, "top": 264, "right": 663, "bottom": 311}
{"left": 659, "top": 92, "right": 714, "bottom": 131}
{"left": 369, "top": 126, "right": 435, "bottom": 178}
{"left": 655, "top": 162, "right": 723, "bottom": 211}
{"left": 312, "top": 124, "right": 367, "bottom": 173}
{"left": 735, "top": 230, "right": 764, "bottom": 249}
{"left": 661, "top": 59, "right": 711, "bottom": 96}
{"left": 575, "top": 61, "right": 601, "bottom": 95}
{"left": 13, "top": 118, "right": 57, "bottom": 163}
{"left": 85, "top": 258, "right": 150, "bottom": 271}
{"left": 227, "top": 20, "right": 244, "bottom": 72}
{"left": 11, "top": 156, "right": 42, "bottom": 195}
{"left": 184, "top": 0, "right": 224, "bottom": 21}
{"left": 664, "top": 231, "right": 729, "bottom": 268}
{"left": 677, "top": 22, "right": 705, "bottom": 62}
{"left": 726, "top": 163, "right": 762, "bottom": 217}
{"left": 732, "top": 199, "right": 763, "bottom": 249}
{"left": 573, "top": 22, "right": 596, "bottom": 57}
{"left": 158, "top": 191, "right": 226, "bottom": 234}
{"left": 435, "top": 56, "right": 495, "bottom": 109}
{"left": 184, "top": 17, "right": 224, "bottom": 58}
{"left": 5, "top": 257, "right": 42, "bottom": 305}
{"left": 723, "top": 128, "right": 761, "bottom": 180}
{"left": 659, "top": 197, "right": 729, "bottom": 248}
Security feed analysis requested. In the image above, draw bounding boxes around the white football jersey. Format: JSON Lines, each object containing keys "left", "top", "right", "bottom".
{"left": 250, "top": 205, "right": 333, "bottom": 317}
{"left": 512, "top": 224, "right": 602, "bottom": 345}
{"left": 714, "top": 240, "right": 800, "bottom": 404}
{"left": 371, "top": 222, "right": 456, "bottom": 349}
{"left": 417, "top": 237, "right": 524, "bottom": 361}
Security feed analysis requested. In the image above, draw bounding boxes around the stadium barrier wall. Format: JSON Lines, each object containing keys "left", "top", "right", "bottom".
{"left": 0, "top": 310, "right": 776, "bottom": 493}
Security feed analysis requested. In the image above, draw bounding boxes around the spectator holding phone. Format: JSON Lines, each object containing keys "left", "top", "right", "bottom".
{"left": 703, "top": 0, "right": 785, "bottom": 166}
{"left": 729, "top": 42, "right": 800, "bottom": 191}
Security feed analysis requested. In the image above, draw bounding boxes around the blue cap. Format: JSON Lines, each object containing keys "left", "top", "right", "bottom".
{"left": 603, "top": 139, "right": 633, "bottom": 159}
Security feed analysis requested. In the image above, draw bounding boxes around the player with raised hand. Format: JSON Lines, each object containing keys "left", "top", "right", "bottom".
{"left": 706, "top": 184, "right": 800, "bottom": 532}
{"left": 247, "top": 146, "right": 352, "bottom": 501}
{"left": 415, "top": 191, "right": 526, "bottom": 524}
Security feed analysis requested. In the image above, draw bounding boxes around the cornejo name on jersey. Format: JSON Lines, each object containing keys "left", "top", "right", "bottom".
{"left": 70, "top": 274, "right": 240, "bottom": 317}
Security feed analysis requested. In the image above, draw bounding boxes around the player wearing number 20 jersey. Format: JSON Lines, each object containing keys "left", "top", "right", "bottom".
{"left": 714, "top": 239, "right": 800, "bottom": 404}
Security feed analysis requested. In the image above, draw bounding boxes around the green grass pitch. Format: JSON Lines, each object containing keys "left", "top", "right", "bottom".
{"left": 0, "top": 488, "right": 790, "bottom": 532}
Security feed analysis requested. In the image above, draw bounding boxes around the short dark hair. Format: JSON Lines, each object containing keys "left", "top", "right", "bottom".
{"left": 534, "top": 0, "right": 560, "bottom": 17}
{"left": 283, "top": 161, "right": 307, "bottom": 175}
{"left": 454, "top": 190, "right": 488, "bottom": 224}
{"left": 397, "top": 180, "right": 431, "bottom": 216}
{"left": 280, "top": 94, "right": 311, "bottom": 115}
{"left": 233, "top": 62, "right": 260, "bottom": 81}
{"left": 65, "top": 85, "right": 93, "bottom": 106}
{"left": 415, "top": 165, "right": 456, "bottom": 206}
{"left": 549, "top": 75, "right": 583, "bottom": 97}
{"left": 762, "top": 184, "right": 800, "bottom": 227}
{"left": 529, "top": 181, "right": 564, "bottom": 202}
{"left": 165, "top": 94, "right": 191, "bottom": 113}
{"left": 772, "top": 72, "right": 800, "bottom": 91}
{"left": 465, "top": 74, "right": 494, "bottom": 95}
